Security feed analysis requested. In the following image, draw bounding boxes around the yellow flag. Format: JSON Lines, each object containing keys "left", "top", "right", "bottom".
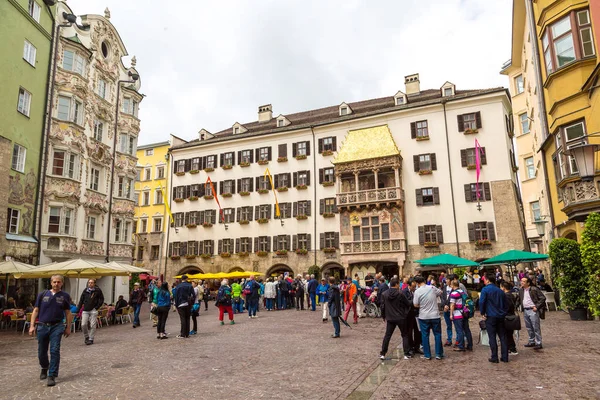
{"left": 264, "top": 168, "right": 281, "bottom": 217}
{"left": 159, "top": 184, "right": 174, "bottom": 224}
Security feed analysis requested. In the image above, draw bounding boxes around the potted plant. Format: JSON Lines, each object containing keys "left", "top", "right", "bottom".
{"left": 188, "top": 196, "right": 199, "bottom": 201}
{"left": 220, "top": 252, "right": 231, "bottom": 258}
{"left": 295, "top": 154, "right": 307, "bottom": 160}
{"left": 475, "top": 239, "right": 491, "bottom": 247}
{"left": 239, "top": 191, "right": 250, "bottom": 196}
{"left": 416, "top": 136, "right": 430, "bottom": 141}
{"left": 200, "top": 253, "right": 212, "bottom": 259}
{"left": 321, "top": 150, "right": 333, "bottom": 156}
{"left": 323, "top": 212, "right": 335, "bottom": 218}
{"left": 258, "top": 160, "right": 269, "bottom": 165}
{"left": 240, "top": 161, "right": 250, "bottom": 167}
{"left": 186, "top": 223, "right": 197, "bottom": 228}
{"left": 256, "top": 251, "right": 268, "bottom": 257}
{"left": 258, "top": 189, "right": 269, "bottom": 194}
{"left": 464, "top": 128, "right": 479, "bottom": 134}
{"left": 237, "top": 251, "right": 249, "bottom": 257}
{"left": 467, "top": 164, "right": 477, "bottom": 170}
{"left": 418, "top": 169, "right": 432, "bottom": 175}
{"left": 322, "top": 181, "right": 334, "bottom": 187}
{"left": 296, "top": 184, "right": 308, "bottom": 190}
{"left": 257, "top": 218, "right": 269, "bottom": 224}
{"left": 276, "top": 186, "right": 288, "bottom": 192}
{"left": 296, "top": 248, "right": 308, "bottom": 255}
{"left": 276, "top": 249, "right": 288, "bottom": 256}
{"left": 296, "top": 215, "right": 308, "bottom": 220}
{"left": 174, "top": 198, "right": 184, "bottom": 203}
{"left": 203, "top": 195, "right": 214, "bottom": 200}
{"left": 202, "top": 222, "right": 213, "bottom": 228}
{"left": 204, "top": 167, "right": 214, "bottom": 172}
{"left": 239, "top": 220, "right": 250, "bottom": 225}
{"left": 549, "top": 238, "right": 589, "bottom": 320}
{"left": 190, "top": 169, "right": 200, "bottom": 174}
{"left": 277, "top": 157, "right": 288, "bottom": 163}
{"left": 323, "top": 247, "right": 336, "bottom": 253}
{"left": 222, "top": 193, "right": 232, "bottom": 198}
{"left": 222, "top": 164, "right": 233, "bottom": 170}
{"left": 424, "top": 241, "right": 439, "bottom": 248}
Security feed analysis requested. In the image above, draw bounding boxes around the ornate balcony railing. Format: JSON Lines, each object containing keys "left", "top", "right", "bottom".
{"left": 341, "top": 239, "right": 406, "bottom": 255}
{"left": 337, "top": 187, "right": 404, "bottom": 208}
{"left": 561, "top": 177, "right": 600, "bottom": 221}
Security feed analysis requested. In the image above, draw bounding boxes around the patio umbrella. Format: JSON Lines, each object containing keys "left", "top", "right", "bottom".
{"left": 414, "top": 253, "right": 479, "bottom": 272}
{"left": 104, "top": 261, "right": 151, "bottom": 274}
{"left": 0, "top": 260, "right": 40, "bottom": 296}
{"left": 480, "top": 249, "right": 549, "bottom": 280}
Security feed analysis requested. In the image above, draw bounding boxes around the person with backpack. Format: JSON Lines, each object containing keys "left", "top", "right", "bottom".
{"left": 379, "top": 278, "right": 413, "bottom": 360}
{"left": 189, "top": 281, "right": 201, "bottom": 335}
{"left": 174, "top": 275, "right": 195, "bottom": 339}
{"left": 501, "top": 281, "right": 520, "bottom": 355}
{"left": 294, "top": 275, "right": 305, "bottom": 310}
{"left": 307, "top": 274, "right": 318, "bottom": 312}
{"left": 277, "top": 276, "right": 289, "bottom": 310}
{"left": 77, "top": 279, "right": 104, "bottom": 346}
{"left": 216, "top": 279, "right": 234, "bottom": 325}
{"left": 149, "top": 280, "right": 161, "bottom": 328}
{"left": 231, "top": 280, "right": 243, "bottom": 314}
{"left": 244, "top": 275, "right": 261, "bottom": 318}
{"left": 449, "top": 279, "right": 473, "bottom": 352}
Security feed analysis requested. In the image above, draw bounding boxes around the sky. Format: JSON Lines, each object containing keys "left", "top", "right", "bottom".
{"left": 66, "top": 0, "right": 513, "bottom": 146}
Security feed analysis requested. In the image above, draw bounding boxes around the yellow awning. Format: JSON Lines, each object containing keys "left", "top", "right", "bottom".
{"left": 333, "top": 125, "right": 400, "bottom": 164}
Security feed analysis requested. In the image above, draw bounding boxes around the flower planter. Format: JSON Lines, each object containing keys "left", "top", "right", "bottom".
{"left": 296, "top": 215, "right": 308, "bottom": 220}
{"left": 475, "top": 239, "right": 492, "bottom": 248}
{"left": 321, "top": 150, "right": 333, "bottom": 156}
{"left": 189, "top": 196, "right": 199, "bottom": 201}
{"left": 276, "top": 186, "right": 288, "bottom": 192}
{"left": 258, "top": 160, "right": 269, "bottom": 165}
{"left": 202, "top": 223, "right": 213, "bottom": 228}
{"left": 175, "top": 171, "right": 186, "bottom": 176}
{"left": 464, "top": 129, "right": 479, "bottom": 135}
{"left": 220, "top": 252, "right": 231, "bottom": 258}
{"left": 295, "top": 249, "right": 308, "bottom": 255}
{"left": 240, "top": 162, "right": 250, "bottom": 167}
{"left": 424, "top": 242, "right": 439, "bottom": 248}
{"left": 204, "top": 167, "right": 214, "bottom": 172}
{"left": 276, "top": 250, "right": 288, "bottom": 256}
{"left": 257, "top": 218, "right": 269, "bottom": 224}
{"left": 200, "top": 254, "right": 212, "bottom": 259}
{"left": 416, "top": 136, "right": 430, "bottom": 141}
{"left": 418, "top": 170, "right": 432, "bottom": 175}
{"left": 322, "top": 181, "right": 334, "bottom": 187}
{"left": 258, "top": 189, "right": 269, "bottom": 194}
{"left": 239, "top": 191, "right": 250, "bottom": 196}
{"left": 256, "top": 251, "right": 268, "bottom": 257}
{"left": 467, "top": 165, "right": 477, "bottom": 170}
{"left": 222, "top": 193, "right": 232, "bottom": 198}
{"left": 237, "top": 251, "right": 249, "bottom": 257}
{"left": 185, "top": 255, "right": 196, "bottom": 259}
{"left": 569, "top": 308, "right": 588, "bottom": 321}
{"left": 239, "top": 220, "right": 250, "bottom": 225}
{"left": 174, "top": 198, "right": 184, "bottom": 203}
{"left": 277, "top": 157, "right": 288, "bottom": 163}
{"left": 186, "top": 224, "right": 197, "bottom": 228}
{"left": 203, "top": 195, "right": 214, "bottom": 200}
{"left": 295, "top": 155, "right": 307, "bottom": 160}
{"left": 190, "top": 170, "right": 200, "bottom": 174}
{"left": 222, "top": 165, "right": 233, "bottom": 170}
{"left": 170, "top": 256, "right": 180, "bottom": 260}
{"left": 323, "top": 248, "right": 336, "bottom": 253}
{"left": 323, "top": 213, "right": 335, "bottom": 218}
{"left": 296, "top": 184, "right": 308, "bottom": 190}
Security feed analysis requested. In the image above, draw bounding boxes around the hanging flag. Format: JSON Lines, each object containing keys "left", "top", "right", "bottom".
{"left": 206, "top": 176, "right": 225, "bottom": 223}
{"left": 159, "top": 184, "right": 174, "bottom": 224}
{"left": 475, "top": 139, "right": 482, "bottom": 200}
{"left": 264, "top": 168, "right": 281, "bottom": 217}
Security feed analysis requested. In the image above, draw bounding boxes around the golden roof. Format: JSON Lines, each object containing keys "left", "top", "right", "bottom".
{"left": 333, "top": 125, "right": 400, "bottom": 164}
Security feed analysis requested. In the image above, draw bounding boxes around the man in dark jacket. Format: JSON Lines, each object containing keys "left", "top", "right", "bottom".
{"left": 376, "top": 277, "right": 389, "bottom": 308}
{"left": 130, "top": 282, "right": 146, "bottom": 328}
{"left": 380, "top": 278, "right": 412, "bottom": 360}
{"left": 294, "top": 276, "right": 305, "bottom": 310}
{"left": 77, "top": 279, "right": 104, "bottom": 345}
{"left": 480, "top": 274, "right": 508, "bottom": 363}
{"left": 307, "top": 274, "right": 318, "bottom": 311}
{"left": 327, "top": 277, "right": 342, "bottom": 338}
{"left": 501, "top": 282, "right": 519, "bottom": 355}
{"left": 402, "top": 279, "right": 422, "bottom": 355}
{"left": 519, "top": 277, "right": 546, "bottom": 350}
{"left": 174, "top": 275, "right": 195, "bottom": 338}
{"left": 244, "top": 275, "right": 261, "bottom": 318}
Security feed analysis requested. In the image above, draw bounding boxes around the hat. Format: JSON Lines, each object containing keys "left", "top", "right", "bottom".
{"left": 182, "top": 275, "right": 188, "bottom": 280}
{"left": 134, "top": 282, "right": 140, "bottom": 286}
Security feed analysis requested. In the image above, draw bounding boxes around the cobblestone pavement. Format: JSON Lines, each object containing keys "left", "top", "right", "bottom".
{"left": 1, "top": 306, "right": 598, "bottom": 400}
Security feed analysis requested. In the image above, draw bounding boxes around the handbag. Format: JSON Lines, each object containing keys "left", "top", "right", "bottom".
{"left": 150, "top": 305, "right": 157, "bottom": 314}
{"left": 504, "top": 314, "right": 522, "bottom": 331}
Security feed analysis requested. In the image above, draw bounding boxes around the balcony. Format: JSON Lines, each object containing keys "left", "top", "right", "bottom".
{"left": 561, "top": 177, "right": 600, "bottom": 221}
{"left": 341, "top": 239, "right": 406, "bottom": 255}
{"left": 337, "top": 187, "right": 404, "bottom": 209}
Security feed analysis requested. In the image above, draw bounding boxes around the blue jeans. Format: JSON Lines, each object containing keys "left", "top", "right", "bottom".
{"left": 443, "top": 310, "right": 453, "bottom": 342}
{"left": 418, "top": 318, "right": 443, "bottom": 359}
{"left": 331, "top": 316, "right": 340, "bottom": 336}
{"left": 277, "top": 292, "right": 287, "bottom": 309}
{"left": 266, "top": 298, "right": 274, "bottom": 310}
{"left": 310, "top": 293, "right": 317, "bottom": 311}
{"left": 37, "top": 323, "right": 65, "bottom": 377}
{"left": 486, "top": 316, "right": 508, "bottom": 362}
{"left": 452, "top": 317, "right": 472, "bottom": 350}
{"left": 233, "top": 298, "right": 243, "bottom": 313}
{"left": 247, "top": 299, "right": 258, "bottom": 316}
{"left": 133, "top": 303, "right": 142, "bottom": 325}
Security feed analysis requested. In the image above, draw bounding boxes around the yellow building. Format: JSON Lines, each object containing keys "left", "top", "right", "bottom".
{"left": 530, "top": 0, "right": 599, "bottom": 241}
{"left": 134, "top": 141, "right": 170, "bottom": 277}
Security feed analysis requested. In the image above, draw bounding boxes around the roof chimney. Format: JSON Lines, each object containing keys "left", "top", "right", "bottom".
{"left": 258, "top": 104, "right": 273, "bottom": 122}
{"left": 404, "top": 73, "right": 420, "bottom": 95}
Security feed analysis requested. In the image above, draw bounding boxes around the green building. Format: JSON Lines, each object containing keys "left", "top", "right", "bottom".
{"left": 0, "top": 0, "right": 55, "bottom": 262}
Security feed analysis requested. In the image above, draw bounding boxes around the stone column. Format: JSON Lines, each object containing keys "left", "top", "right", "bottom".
{"left": 373, "top": 168, "right": 379, "bottom": 191}
{"left": 394, "top": 167, "right": 400, "bottom": 187}
{"left": 354, "top": 171, "right": 359, "bottom": 192}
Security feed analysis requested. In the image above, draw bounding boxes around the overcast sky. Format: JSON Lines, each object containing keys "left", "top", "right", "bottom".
{"left": 67, "top": 0, "right": 512, "bottom": 145}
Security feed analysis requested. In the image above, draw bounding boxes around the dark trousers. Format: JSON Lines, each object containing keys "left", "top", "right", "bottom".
{"left": 381, "top": 319, "right": 410, "bottom": 357}
{"left": 37, "top": 323, "right": 65, "bottom": 377}
{"left": 453, "top": 317, "right": 473, "bottom": 350}
{"left": 177, "top": 305, "right": 191, "bottom": 337}
{"left": 203, "top": 298, "right": 209, "bottom": 310}
{"left": 310, "top": 293, "right": 317, "bottom": 311}
{"left": 247, "top": 298, "right": 258, "bottom": 317}
{"left": 331, "top": 316, "right": 340, "bottom": 336}
{"left": 407, "top": 313, "right": 421, "bottom": 352}
{"left": 296, "top": 292, "right": 305, "bottom": 310}
{"left": 156, "top": 306, "right": 169, "bottom": 334}
{"left": 507, "top": 329, "right": 516, "bottom": 351}
{"left": 191, "top": 310, "right": 198, "bottom": 331}
{"left": 486, "top": 316, "right": 508, "bottom": 362}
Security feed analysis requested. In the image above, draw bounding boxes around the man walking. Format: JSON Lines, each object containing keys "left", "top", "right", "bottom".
{"left": 317, "top": 278, "right": 330, "bottom": 322}
{"left": 413, "top": 276, "right": 443, "bottom": 360}
{"left": 307, "top": 274, "right": 318, "bottom": 312}
{"left": 174, "top": 275, "right": 194, "bottom": 338}
{"left": 77, "top": 279, "right": 104, "bottom": 345}
{"left": 480, "top": 273, "right": 508, "bottom": 363}
{"left": 519, "top": 277, "right": 545, "bottom": 350}
{"left": 327, "top": 277, "right": 342, "bottom": 338}
{"left": 29, "top": 275, "right": 72, "bottom": 387}
{"left": 402, "top": 278, "right": 422, "bottom": 355}
{"left": 130, "top": 282, "right": 146, "bottom": 328}
{"left": 380, "top": 278, "right": 412, "bottom": 360}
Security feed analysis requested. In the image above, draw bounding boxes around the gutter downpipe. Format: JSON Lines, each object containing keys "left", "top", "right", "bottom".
{"left": 526, "top": 0, "right": 556, "bottom": 236}
{"left": 442, "top": 101, "right": 461, "bottom": 257}
{"left": 163, "top": 151, "right": 173, "bottom": 280}
{"left": 310, "top": 126, "right": 318, "bottom": 268}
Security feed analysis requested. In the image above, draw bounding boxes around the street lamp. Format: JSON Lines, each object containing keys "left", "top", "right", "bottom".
{"left": 568, "top": 143, "right": 599, "bottom": 180}
{"left": 534, "top": 219, "right": 548, "bottom": 237}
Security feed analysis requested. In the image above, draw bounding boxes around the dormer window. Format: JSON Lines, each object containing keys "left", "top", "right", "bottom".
{"left": 277, "top": 119, "right": 284, "bottom": 127}
{"left": 394, "top": 91, "right": 407, "bottom": 106}
{"left": 340, "top": 107, "right": 348, "bottom": 116}
{"left": 444, "top": 88, "right": 453, "bottom": 96}
{"left": 396, "top": 97, "right": 404, "bottom": 105}
{"left": 234, "top": 127, "right": 240, "bottom": 134}
{"left": 441, "top": 82, "right": 456, "bottom": 97}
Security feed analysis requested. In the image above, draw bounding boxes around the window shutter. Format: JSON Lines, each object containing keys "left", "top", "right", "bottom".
{"left": 334, "top": 232, "right": 340, "bottom": 248}
{"left": 484, "top": 182, "right": 491, "bottom": 201}
{"left": 457, "top": 114, "right": 465, "bottom": 132}
{"left": 293, "top": 202, "right": 297, "bottom": 217}
{"left": 292, "top": 235, "right": 297, "bottom": 251}
{"left": 237, "top": 179, "right": 241, "bottom": 193}
{"left": 418, "top": 226, "right": 425, "bottom": 245}
{"left": 255, "top": 177, "right": 260, "bottom": 191}
{"left": 249, "top": 206, "right": 254, "bottom": 221}
{"left": 318, "top": 139, "right": 323, "bottom": 153}
{"left": 292, "top": 143, "right": 297, "bottom": 157}
{"left": 431, "top": 154, "right": 437, "bottom": 170}
{"left": 413, "top": 155, "right": 420, "bottom": 172}
{"left": 306, "top": 172, "right": 310, "bottom": 186}
{"left": 172, "top": 186, "right": 177, "bottom": 200}
{"left": 293, "top": 172, "right": 298, "bottom": 187}
{"left": 436, "top": 225, "right": 444, "bottom": 243}
{"left": 168, "top": 243, "right": 173, "bottom": 257}
{"left": 464, "top": 184, "right": 472, "bottom": 202}
{"left": 210, "top": 240, "right": 215, "bottom": 255}
{"left": 468, "top": 223, "right": 476, "bottom": 242}
{"left": 199, "top": 183, "right": 205, "bottom": 196}
{"left": 184, "top": 212, "right": 190, "bottom": 225}
{"left": 480, "top": 147, "right": 487, "bottom": 165}
{"left": 230, "top": 179, "right": 236, "bottom": 194}
{"left": 320, "top": 233, "right": 325, "bottom": 249}
{"left": 199, "top": 211, "right": 205, "bottom": 224}
{"left": 305, "top": 234, "right": 311, "bottom": 251}
{"left": 279, "top": 143, "right": 287, "bottom": 158}
{"left": 219, "top": 181, "right": 223, "bottom": 195}
{"left": 185, "top": 159, "right": 191, "bottom": 172}
{"left": 286, "top": 173, "right": 291, "bottom": 187}
{"left": 255, "top": 205, "right": 260, "bottom": 219}
{"left": 272, "top": 236, "right": 277, "bottom": 251}
{"left": 186, "top": 185, "right": 191, "bottom": 199}
{"left": 235, "top": 239, "right": 240, "bottom": 253}
{"left": 332, "top": 137, "right": 337, "bottom": 151}
{"left": 415, "top": 189, "right": 423, "bottom": 206}
{"left": 305, "top": 141, "right": 311, "bottom": 156}
{"left": 433, "top": 187, "right": 440, "bottom": 205}
{"left": 475, "top": 111, "right": 482, "bottom": 129}
{"left": 254, "top": 237, "right": 259, "bottom": 253}
{"left": 220, "top": 153, "right": 224, "bottom": 167}
{"left": 200, "top": 156, "right": 206, "bottom": 170}
{"left": 198, "top": 241, "right": 204, "bottom": 255}
{"left": 255, "top": 148, "right": 260, "bottom": 162}
{"left": 286, "top": 235, "right": 291, "bottom": 251}
{"left": 461, "top": 149, "right": 467, "bottom": 167}
{"left": 410, "top": 122, "right": 417, "bottom": 139}
{"left": 218, "top": 240, "right": 222, "bottom": 255}
{"left": 319, "top": 168, "right": 324, "bottom": 184}
{"left": 267, "top": 237, "right": 271, "bottom": 252}
{"left": 267, "top": 147, "right": 272, "bottom": 161}
{"left": 320, "top": 199, "right": 324, "bottom": 214}
{"left": 181, "top": 242, "right": 188, "bottom": 256}
{"left": 249, "top": 178, "right": 254, "bottom": 192}
{"left": 236, "top": 207, "right": 241, "bottom": 222}
{"left": 333, "top": 198, "right": 338, "bottom": 213}
{"left": 306, "top": 200, "right": 311, "bottom": 216}
{"left": 237, "top": 151, "right": 242, "bottom": 165}
{"left": 231, "top": 152, "right": 236, "bottom": 165}
{"left": 249, "top": 150, "right": 254, "bottom": 163}
{"left": 267, "top": 205, "right": 272, "bottom": 219}
{"left": 274, "top": 174, "right": 279, "bottom": 189}
{"left": 487, "top": 222, "right": 496, "bottom": 241}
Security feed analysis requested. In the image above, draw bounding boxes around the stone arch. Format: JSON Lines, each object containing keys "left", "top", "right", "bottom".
{"left": 228, "top": 267, "right": 245, "bottom": 273}
{"left": 321, "top": 262, "right": 345, "bottom": 280}
{"left": 265, "top": 263, "right": 294, "bottom": 278}
{"left": 562, "top": 230, "right": 578, "bottom": 241}
{"left": 177, "top": 266, "right": 204, "bottom": 276}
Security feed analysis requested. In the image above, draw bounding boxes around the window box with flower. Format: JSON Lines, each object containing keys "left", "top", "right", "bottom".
{"left": 295, "top": 154, "right": 307, "bottom": 160}
{"left": 239, "top": 220, "right": 250, "bottom": 225}
{"left": 239, "top": 191, "right": 250, "bottom": 196}
{"left": 174, "top": 198, "right": 184, "bottom": 203}
{"left": 185, "top": 254, "right": 196, "bottom": 259}
{"left": 295, "top": 248, "right": 308, "bottom": 255}
{"left": 323, "top": 212, "right": 335, "bottom": 218}
{"left": 322, "top": 181, "right": 334, "bottom": 187}
{"left": 186, "top": 223, "right": 197, "bottom": 228}
{"left": 464, "top": 128, "right": 479, "bottom": 135}
{"left": 475, "top": 239, "right": 492, "bottom": 247}
{"left": 467, "top": 164, "right": 477, "bottom": 170}
{"left": 240, "top": 162, "right": 250, "bottom": 167}
{"left": 296, "top": 184, "right": 307, "bottom": 190}
{"left": 222, "top": 164, "right": 233, "bottom": 170}
{"left": 258, "top": 160, "right": 269, "bottom": 165}
{"left": 202, "top": 222, "right": 213, "bottom": 228}
{"left": 190, "top": 170, "right": 200, "bottom": 174}
{"left": 296, "top": 215, "right": 308, "bottom": 220}
{"left": 321, "top": 150, "right": 333, "bottom": 156}
{"left": 323, "top": 247, "right": 336, "bottom": 253}
{"left": 418, "top": 170, "right": 432, "bottom": 176}
{"left": 220, "top": 252, "right": 231, "bottom": 258}
{"left": 424, "top": 241, "right": 439, "bottom": 248}
{"left": 200, "top": 253, "right": 212, "bottom": 259}
{"left": 276, "top": 186, "right": 288, "bottom": 192}
{"left": 277, "top": 157, "right": 288, "bottom": 163}
{"left": 257, "top": 218, "right": 269, "bottom": 224}
{"left": 258, "top": 189, "right": 269, "bottom": 194}
{"left": 237, "top": 251, "right": 249, "bottom": 257}
{"left": 189, "top": 196, "right": 199, "bottom": 201}
{"left": 170, "top": 255, "right": 181, "bottom": 260}
{"left": 222, "top": 193, "right": 232, "bottom": 198}
{"left": 276, "top": 249, "right": 288, "bottom": 256}
{"left": 416, "top": 136, "right": 430, "bottom": 141}
{"left": 203, "top": 195, "right": 214, "bottom": 200}
{"left": 256, "top": 251, "right": 268, "bottom": 257}
{"left": 204, "top": 167, "right": 214, "bottom": 172}
{"left": 175, "top": 171, "right": 186, "bottom": 176}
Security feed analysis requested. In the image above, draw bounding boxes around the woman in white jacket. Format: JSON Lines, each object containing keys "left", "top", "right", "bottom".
{"left": 264, "top": 278, "right": 277, "bottom": 310}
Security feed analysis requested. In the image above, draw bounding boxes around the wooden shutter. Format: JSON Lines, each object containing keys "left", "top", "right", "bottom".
{"left": 267, "top": 147, "right": 272, "bottom": 161}
{"left": 484, "top": 182, "right": 491, "bottom": 201}
{"left": 255, "top": 176, "right": 260, "bottom": 191}
{"left": 305, "top": 141, "right": 311, "bottom": 156}
{"left": 286, "top": 235, "right": 291, "bottom": 251}
{"left": 468, "top": 223, "right": 476, "bottom": 242}
{"left": 267, "top": 237, "right": 271, "bottom": 252}
{"left": 255, "top": 148, "right": 260, "bottom": 162}
{"left": 318, "top": 139, "right": 323, "bottom": 153}
{"left": 249, "top": 206, "right": 254, "bottom": 221}
{"left": 237, "top": 151, "right": 242, "bottom": 165}
{"left": 436, "top": 225, "right": 444, "bottom": 243}
{"left": 199, "top": 183, "right": 205, "bottom": 196}
{"left": 293, "top": 172, "right": 298, "bottom": 187}
{"left": 433, "top": 187, "right": 440, "bottom": 205}
{"left": 457, "top": 114, "right": 465, "bottom": 132}
{"left": 198, "top": 241, "right": 204, "bottom": 255}
{"left": 272, "top": 236, "right": 278, "bottom": 251}
{"left": 333, "top": 198, "right": 338, "bottom": 213}
{"left": 292, "top": 143, "right": 297, "bottom": 157}
{"left": 237, "top": 179, "right": 241, "bottom": 193}
{"left": 184, "top": 212, "right": 190, "bottom": 225}
{"left": 267, "top": 204, "right": 272, "bottom": 219}
{"left": 475, "top": 111, "right": 482, "bottom": 129}
{"left": 236, "top": 207, "right": 241, "bottom": 222}
{"left": 334, "top": 232, "right": 340, "bottom": 248}
{"left": 220, "top": 153, "right": 224, "bottom": 167}
{"left": 487, "top": 222, "right": 496, "bottom": 241}
{"left": 418, "top": 226, "right": 425, "bottom": 245}
{"left": 306, "top": 172, "right": 311, "bottom": 186}
{"left": 410, "top": 122, "right": 417, "bottom": 139}
{"left": 168, "top": 243, "right": 173, "bottom": 257}
{"left": 249, "top": 178, "right": 254, "bottom": 192}
{"left": 198, "top": 211, "right": 205, "bottom": 224}
{"left": 292, "top": 235, "right": 297, "bottom": 251}
{"left": 306, "top": 200, "right": 311, "bottom": 216}
{"left": 307, "top": 234, "right": 311, "bottom": 251}
{"left": 332, "top": 137, "right": 337, "bottom": 151}
{"left": 279, "top": 143, "right": 287, "bottom": 158}
{"left": 320, "top": 199, "right": 324, "bottom": 214}
{"left": 431, "top": 154, "right": 437, "bottom": 170}
{"left": 185, "top": 159, "right": 191, "bottom": 172}
{"left": 461, "top": 149, "right": 467, "bottom": 167}
{"left": 480, "top": 147, "right": 487, "bottom": 165}
{"left": 413, "top": 155, "right": 420, "bottom": 172}
{"left": 320, "top": 233, "right": 325, "bottom": 249}
{"left": 235, "top": 239, "right": 240, "bottom": 253}
{"left": 231, "top": 152, "right": 236, "bottom": 165}
{"left": 218, "top": 240, "right": 222, "bottom": 255}
{"left": 293, "top": 202, "right": 297, "bottom": 217}
{"left": 274, "top": 175, "right": 279, "bottom": 189}
{"left": 415, "top": 189, "right": 423, "bottom": 206}
{"left": 254, "top": 237, "right": 259, "bottom": 253}
{"left": 464, "top": 184, "right": 472, "bottom": 202}
{"left": 219, "top": 181, "right": 223, "bottom": 195}
{"left": 230, "top": 179, "right": 236, "bottom": 194}
{"left": 319, "top": 169, "right": 324, "bottom": 184}
{"left": 200, "top": 156, "right": 206, "bottom": 170}
{"left": 255, "top": 205, "right": 260, "bottom": 219}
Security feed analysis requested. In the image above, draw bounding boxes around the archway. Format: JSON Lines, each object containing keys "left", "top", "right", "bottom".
{"left": 563, "top": 230, "right": 578, "bottom": 241}
{"left": 265, "top": 263, "right": 294, "bottom": 279}
{"left": 228, "top": 267, "right": 245, "bottom": 273}
{"left": 321, "top": 262, "right": 345, "bottom": 281}
{"left": 177, "top": 266, "right": 204, "bottom": 276}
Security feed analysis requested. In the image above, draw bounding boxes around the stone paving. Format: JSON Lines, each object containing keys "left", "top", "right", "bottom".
{"left": 1, "top": 305, "right": 598, "bottom": 400}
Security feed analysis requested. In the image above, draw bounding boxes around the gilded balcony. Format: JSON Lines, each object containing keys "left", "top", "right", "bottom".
{"left": 337, "top": 187, "right": 404, "bottom": 209}
{"left": 341, "top": 239, "right": 406, "bottom": 255}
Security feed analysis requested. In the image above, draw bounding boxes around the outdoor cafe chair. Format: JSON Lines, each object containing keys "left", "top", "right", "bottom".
{"left": 543, "top": 291, "right": 557, "bottom": 311}
{"left": 98, "top": 308, "right": 109, "bottom": 327}
{"left": 120, "top": 307, "right": 133, "bottom": 324}
{"left": 21, "top": 313, "right": 33, "bottom": 335}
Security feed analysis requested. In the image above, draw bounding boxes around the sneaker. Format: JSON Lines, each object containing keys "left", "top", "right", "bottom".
{"left": 230, "top": 320, "right": 235, "bottom": 325}
{"left": 40, "top": 369, "right": 48, "bottom": 380}
{"left": 323, "top": 318, "right": 327, "bottom": 323}
{"left": 435, "top": 356, "right": 444, "bottom": 360}
{"left": 176, "top": 335, "right": 185, "bottom": 339}
{"left": 331, "top": 334, "right": 340, "bottom": 338}
{"left": 533, "top": 344, "right": 543, "bottom": 350}
{"left": 88, "top": 340, "right": 93, "bottom": 345}
{"left": 47, "top": 376, "right": 56, "bottom": 387}
{"left": 509, "top": 350, "right": 519, "bottom": 355}
{"left": 189, "top": 330, "right": 196, "bottom": 335}
{"left": 379, "top": 354, "right": 385, "bottom": 360}
{"left": 524, "top": 343, "right": 536, "bottom": 348}
{"left": 220, "top": 321, "right": 224, "bottom": 326}
{"left": 420, "top": 355, "right": 431, "bottom": 360}
{"left": 160, "top": 336, "right": 168, "bottom": 339}
{"left": 488, "top": 358, "right": 499, "bottom": 363}
{"left": 249, "top": 316, "right": 252, "bottom": 319}
{"left": 404, "top": 355, "right": 412, "bottom": 360}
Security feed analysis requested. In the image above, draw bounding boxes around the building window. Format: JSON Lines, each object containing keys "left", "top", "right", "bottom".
{"left": 396, "top": 97, "right": 405, "bottom": 105}
{"left": 276, "top": 173, "right": 290, "bottom": 189}
{"left": 119, "top": 133, "right": 136, "bottom": 155}
{"left": 155, "top": 189, "right": 164, "bottom": 205}
{"left": 278, "top": 202, "right": 291, "bottom": 218}
{"left": 153, "top": 218, "right": 162, "bottom": 232}
{"left": 239, "top": 237, "right": 251, "bottom": 253}
{"left": 443, "top": 88, "right": 453, "bottom": 97}
{"left": 117, "top": 177, "right": 133, "bottom": 198}
{"left": 297, "top": 234, "right": 309, "bottom": 250}
{"left": 97, "top": 79, "right": 107, "bottom": 99}
{"left": 297, "top": 171, "right": 309, "bottom": 186}
{"left": 564, "top": 120, "right": 586, "bottom": 143}
{"left": 17, "top": 88, "right": 32, "bottom": 116}
{"left": 150, "top": 245, "right": 160, "bottom": 260}
{"left": 57, "top": 95, "right": 84, "bottom": 125}
{"left": 156, "top": 166, "right": 165, "bottom": 179}
{"left": 462, "top": 113, "right": 477, "bottom": 130}
{"left": 143, "top": 167, "right": 151, "bottom": 181}
{"left": 23, "top": 40, "right": 37, "bottom": 66}
{"left": 142, "top": 191, "right": 150, "bottom": 206}
{"left": 465, "top": 182, "right": 491, "bottom": 202}
{"left": 324, "top": 232, "right": 336, "bottom": 248}
{"left": 296, "top": 141, "right": 307, "bottom": 156}
{"left": 416, "top": 120, "right": 428, "bottom": 138}
{"left": 89, "top": 166, "right": 101, "bottom": 191}
{"left": 188, "top": 158, "right": 199, "bottom": 171}
{"left": 11, "top": 144, "right": 26, "bottom": 173}
{"left": 114, "top": 219, "right": 131, "bottom": 243}
{"left": 86, "top": 216, "right": 96, "bottom": 239}
{"left": 543, "top": 9, "right": 595, "bottom": 74}
{"left": 418, "top": 154, "right": 431, "bottom": 171}
{"left": 48, "top": 206, "right": 73, "bottom": 235}
{"left": 206, "top": 155, "right": 216, "bottom": 168}
{"left": 223, "top": 152, "right": 234, "bottom": 166}
{"left": 530, "top": 201, "right": 541, "bottom": 222}
{"left": 259, "top": 147, "right": 269, "bottom": 161}
{"left": 340, "top": 107, "right": 348, "bottom": 116}
{"left": 258, "top": 236, "right": 269, "bottom": 252}
{"left": 122, "top": 98, "right": 138, "bottom": 116}
{"left": 525, "top": 157, "right": 535, "bottom": 179}
{"left": 145, "top": 149, "right": 154, "bottom": 156}
{"left": 275, "top": 235, "right": 289, "bottom": 251}
{"left": 139, "top": 218, "right": 147, "bottom": 233}
{"left": 354, "top": 216, "right": 389, "bottom": 242}
{"left": 240, "top": 206, "right": 252, "bottom": 222}
{"left": 258, "top": 204, "right": 270, "bottom": 219}
{"left": 424, "top": 225, "right": 438, "bottom": 243}
{"left": 323, "top": 198, "right": 336, "bottom": 214}
{"left": 322, "top": 137, "right": 334, "bottom": 152}
{"left": 62, "top": 50, "right": 86, "bottom": 75}
{"left": 514, "top": 75, "right": 524, "bottom": 94}
{"left": 473, "top": 222, "right": 489, "bottom": 241}
{"left": 296, "top": 201, "right": 310, "bottom": 217}
{"left": 7, "top": 208, "right": 20, "bottom": 234}
{"left": 421, "top": 188, "right": 434, "bottom": 206}
{"left": 51, "top": 149, "right": 78, "bottom": 179}
{"left": 519, "top": 113, "right": 530, "bottom": 134}
{"left": 222, "top": 238, "right": 234, "bottom": 254}
{"left": 203, "top": 240, "right": 213, "bottom": 255}
{"left": 240, "top": 150, "right": 252, "bottom": 164}
{"left": 174, "top": 213, "right": 184, "bottom": 228}
{"left": 234, "top": 127, "right": 240, "bottom": 134}
{"left": 28, "top": 0, "right": 41, "bottom": 22}
{"left": 277, "top": 119, "right": 284, "bottom": 127}
{"left": 222, "top": 208, "right": 233, "bottom": 223}
{"left": 93, "top": 119, "right": 104, "bottom": 141}
{"left": 171, "top": 242, "right": 180, "bottom": 257}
